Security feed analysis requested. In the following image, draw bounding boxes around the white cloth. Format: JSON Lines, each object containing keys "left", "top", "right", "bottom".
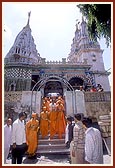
{"left": 11, "top": 119, "right": 26, "bottom": 145}
{"left": 49, "top": 103, "right": 56, "bottom": 111}
{"left": 65, "top": 124, "right": 69, "bottom": 143}
{"left": 70, "top": 140, "right": 76, "bottom": 164}
{"left": 85, "top": 127, "right": 103, "bottom": 164}
{"left": 4, "top": 124, "right": 12, "bottom": 163}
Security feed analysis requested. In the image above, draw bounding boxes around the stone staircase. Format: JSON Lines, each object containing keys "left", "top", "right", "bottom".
{"left": 37, "top": 134, "right": 70, "bottom": 154}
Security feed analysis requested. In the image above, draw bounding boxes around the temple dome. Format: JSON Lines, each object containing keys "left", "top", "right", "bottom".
{"left": 5, "top": 12, "right": 41, "bottom": 65}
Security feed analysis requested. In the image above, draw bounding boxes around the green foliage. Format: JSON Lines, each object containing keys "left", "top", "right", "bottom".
{"left": 77, "top": 4, "right": 111, "bottom": 47}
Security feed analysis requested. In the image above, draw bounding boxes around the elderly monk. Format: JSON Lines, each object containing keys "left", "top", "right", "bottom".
{"left": 49, "top": 99, "right": 57, "bottom": 139}
{"left": 26, "top": 113, "right": 39, "bottom": 158}
{"left": 40, "top": 106, "right": 50, "bottom": 138}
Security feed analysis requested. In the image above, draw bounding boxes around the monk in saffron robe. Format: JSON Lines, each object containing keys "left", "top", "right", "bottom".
{"left": 40, "top": 106, "right": 50, "bottom": 138}
{"left": 56, "top": 96, "right": 64, "bottom": 105}
{"left": 49, "top": 99, "right": 57, "bottom": 139}
{"left": 42, "top": 97, "right": 50, "bottom": 112}
{"left": 56, "top": 96, "right": 65, "bottom": 112}
{"left": 26, "top": 113, "right": 39, "bottom": 158}
{"left": 56, "top": 100, "right": 66, "bottom": 139}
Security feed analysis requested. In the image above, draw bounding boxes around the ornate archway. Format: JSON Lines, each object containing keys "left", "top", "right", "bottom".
{"left": 44, "top": 80, "right": 63, "bottom": 96}
{"left": 69, "top": 77, "right": 84, "bottom": 90}
{"left": 31, "top": 76, "right": 74, "bottom": 92}
{"left": 31, "top": 76, "right": 74, "bottom": 114}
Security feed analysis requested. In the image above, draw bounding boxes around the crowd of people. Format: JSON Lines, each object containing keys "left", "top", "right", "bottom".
{"left": 4, "top": 95, "right": 104, "bottom": 165}
{"left": 66, "top": 114, "right": 103, "bottom": 164}
{"left": 4, "top": 112, "right": 39, "bottom": 164}
{"left": 80, "top": 84, "right": 104, "bottom": 92}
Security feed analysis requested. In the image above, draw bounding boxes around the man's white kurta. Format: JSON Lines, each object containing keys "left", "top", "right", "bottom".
{"left": 65, "top": 123, "right": 69, "bottom": 144}
{"left": 85, "top": 127, "right": 103, "bottom": 164}
{"left": 12, "top": 119, "right": 26, "bottom": 145}
{"left": 4, "top": 124, "right": 12, "bottom": 163}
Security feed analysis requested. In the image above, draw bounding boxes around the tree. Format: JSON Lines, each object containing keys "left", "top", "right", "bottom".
{"left": 77, "top": 4, "right": 111, "bottom": 47}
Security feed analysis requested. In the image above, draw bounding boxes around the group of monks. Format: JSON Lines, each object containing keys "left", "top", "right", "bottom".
{"left": 40, "top": 96, "right": 66, "bottom": 139}
{"left": 25, "top": 95, "right": 66, "bottom": 158}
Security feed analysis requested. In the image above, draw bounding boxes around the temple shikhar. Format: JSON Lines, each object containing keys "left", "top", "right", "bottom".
{"left": 4, "top": 12, "right": 110, "bottom": 121}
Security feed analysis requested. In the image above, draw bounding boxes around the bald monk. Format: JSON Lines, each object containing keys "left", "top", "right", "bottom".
{"left": 40, "top": 106, "right": 50, "bottom": 138}
{"left": 26, "top": 113, "right": 39, "bottom": 158}
{"left": 42, "top": 97, "right": 50, "bottom": 112}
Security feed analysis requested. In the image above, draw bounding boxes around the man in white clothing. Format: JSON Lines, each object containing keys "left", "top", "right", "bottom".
{"left": 4, "top": 118, "right": 12, "bottom": 164}
{"left": 11, "top": 112, "right": 27, "bottom": 164}
{"left": 70, "top": 113, "right": 85, "bottom": 164}
{"left": 82, "top": 117, "right": 103, "bottom": 164}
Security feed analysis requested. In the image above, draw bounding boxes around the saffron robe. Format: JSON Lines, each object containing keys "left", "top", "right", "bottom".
{"left": 26, "top": 119, "right": 39, "bottom": 156}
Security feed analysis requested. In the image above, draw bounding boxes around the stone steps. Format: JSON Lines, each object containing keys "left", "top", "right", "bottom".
{"left": 37, "top": 147, "right": 70, "bottom": 154}
{"left": 39, "top": 138, "right": 65, "bottom": 145}
{"left": 37, "top": 133, "right": 70, "bottom": 155}
{"left": 38, "top": 143, "right": 66, "bottom": 150}
{"left": 38, "top": 133, "right": 65, "bottom": 139}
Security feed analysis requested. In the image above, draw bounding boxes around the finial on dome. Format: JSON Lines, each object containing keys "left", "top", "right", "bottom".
{"left": 75, "top": 19, "right": 80, "bottom": 31}
{"left": 82, "top": 16, "right": 85, "bottom": 22}
{"left": 27, "top": 11, "right": 31, "bottom": 25}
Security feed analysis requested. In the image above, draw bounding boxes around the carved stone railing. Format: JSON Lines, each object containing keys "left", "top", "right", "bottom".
{"left": 5, "top": 91, "right": 111, "bottom": 104}
{"left": 84, "top": 91, "right": 111, "bottom": 102}
{"left": 4, "top": 56, "right": 90, "bottom": 67}
{"left": 44, "top": 61, "right": 88, "bottom": 65}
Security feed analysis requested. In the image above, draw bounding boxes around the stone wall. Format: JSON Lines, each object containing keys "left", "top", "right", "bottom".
{"left": 4, "top": 91, "right": 41, "bottom": 121}
{"left": 4, "top": 91, "right": 111, "bottom": 122}
{"left": 98, "top": 114, "right": 111, "bottom": 138}
{"left": 98, "top": 114, "right": 111, "bottom": 154}
{"left": 84, "top": 92, "right": 111, "bottom": 120}
{"left": 84, "top": 91, "right": 111, "bottom": 140}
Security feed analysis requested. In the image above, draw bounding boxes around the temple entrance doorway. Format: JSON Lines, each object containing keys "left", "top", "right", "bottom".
{"left": 68, "top": 77, "right": 84, "bottom": 90}
{"left": 31, "top": 76, "right": 74, "bottom": 115}
{"left": 44, "top": 81, "right": 63, "bottom": 97}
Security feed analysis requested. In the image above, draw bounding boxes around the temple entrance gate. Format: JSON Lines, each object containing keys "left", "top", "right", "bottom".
{"left": 31, "top": 76, "right": 86, "bottom": 117}
{"left": 31, "top": 76, "right": 75, "bottom": 116}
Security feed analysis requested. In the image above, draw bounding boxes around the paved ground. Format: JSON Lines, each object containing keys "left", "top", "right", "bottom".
{"left": 5, "top": 154, "right": 111, "bottom": 165}
{"left": 5, "top": 138, "right": 112, "bottom": 165}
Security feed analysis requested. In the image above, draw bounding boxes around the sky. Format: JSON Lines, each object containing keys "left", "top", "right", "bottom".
{"left": 2, "top": 2, "right": 112, "bottom": 83}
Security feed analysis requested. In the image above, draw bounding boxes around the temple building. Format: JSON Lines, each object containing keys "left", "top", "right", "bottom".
{"left": 4, "top": 13, "right": 111, "bottom": 156}
{"left": 4, "top": 13, "right": 110, "bottom": 117}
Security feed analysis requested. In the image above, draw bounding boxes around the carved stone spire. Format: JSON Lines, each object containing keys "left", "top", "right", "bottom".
{"left": 5, "top": 11, "right": 42, "bottom": 64}
{"left": 67, "top": 18, "right": 101, "bottom": 64}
